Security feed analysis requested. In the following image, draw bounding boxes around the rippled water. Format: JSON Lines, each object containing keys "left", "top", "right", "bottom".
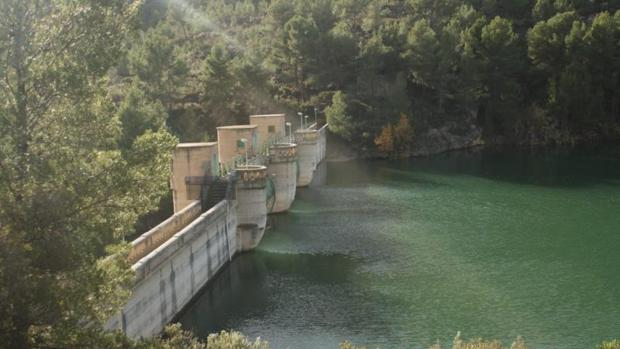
{"left": 179, "top": 146, "right": 620, "bottom": 349}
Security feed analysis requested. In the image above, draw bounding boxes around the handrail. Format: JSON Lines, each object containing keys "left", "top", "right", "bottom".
{"left": 219, "top": 134, "right": 292, "bottom": 175}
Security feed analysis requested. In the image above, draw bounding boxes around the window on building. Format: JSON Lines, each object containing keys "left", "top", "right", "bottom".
{"left": 268, "top": 125, "right": 275, "bottom": 133}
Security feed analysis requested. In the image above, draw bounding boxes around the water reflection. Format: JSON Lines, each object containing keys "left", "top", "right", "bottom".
{"left": 179, "top": 252, "right": 363, "bottom": 340}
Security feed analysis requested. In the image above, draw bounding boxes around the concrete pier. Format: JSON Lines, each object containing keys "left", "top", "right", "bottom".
{"left": 294, "top": 130, "right": 319, "bottom": 187}
{"left": 267, "top": 143, "right": 297, "bottom": 213}
{"left": 235, "top": 165, "right": 268, "bottom": 251}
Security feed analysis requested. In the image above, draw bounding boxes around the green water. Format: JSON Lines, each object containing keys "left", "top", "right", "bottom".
{"left": 179, "top": 146, "right": 620, "bottom": 349}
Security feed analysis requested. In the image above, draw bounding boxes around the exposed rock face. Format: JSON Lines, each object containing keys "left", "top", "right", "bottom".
{"left": 412, "top": 123, "right": 483, "bottom": 157}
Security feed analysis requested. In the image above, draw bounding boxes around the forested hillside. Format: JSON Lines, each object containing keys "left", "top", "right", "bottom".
{"left": 117, "top": 0, "right": 620, "bottom": 156}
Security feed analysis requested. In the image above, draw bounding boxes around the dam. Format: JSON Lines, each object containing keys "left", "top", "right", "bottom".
{"left": 106, "top": 114, "right": 328, "bottom": 338}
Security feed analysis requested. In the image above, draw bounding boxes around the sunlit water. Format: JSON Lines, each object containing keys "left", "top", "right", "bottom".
{"left": 179, "top": 146, "right": 620, "bottom": 349}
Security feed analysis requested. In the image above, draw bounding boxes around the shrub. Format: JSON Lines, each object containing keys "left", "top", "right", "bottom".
{"left": 598, "top": 339, "right": 620, "bottom": 349}
{"left": 206, "top": 330, "right": 269, "bottom": 349}
{"left": 374, "top": 114, "right": 414, "bottom": 157}
{"left": 429, "top": 332, "right": 526, "bottom": 349}
{"left": 339, "top": 341, "right": 367, "bottom": 349}
{"left": 159, "top": 325, "right": 268, "bottom": 349}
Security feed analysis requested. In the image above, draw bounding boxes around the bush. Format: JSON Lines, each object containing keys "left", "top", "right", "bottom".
{"left": 157, "top": 325, "right": 268, "bottom": 349}
{"left": 339, "top": 341, "right": 367, "bottom": 349}
{"left": 375, "top": 114, "right": 415, "bottom": 157}
{"left": 429, "top": 332, "right": 526, "bottom": 349}
{"left": 206, "top": 330, "right": 269, "bottom": 349}
{"left": 598, "top": 339, "right": 620, "bottom": 349}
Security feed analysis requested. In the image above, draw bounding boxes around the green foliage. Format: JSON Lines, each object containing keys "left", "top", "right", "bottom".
{"left": 109, "top": 0, "right": 620, "bottom": 149}
{"left": 118, "top": 84, "right": 168, "bottom": 150}
{"left": 205, "top": 329, "right": 270, "bottom": 349}
{"left": 326, "top": 91, "right": 354, "bottom": 140}
{"left": 404, "top": 19, "right": 440, "bottom": 89}
{"left": 0, "top": 0, "right": 176, "bottom": 347}
{"left": 527, "top": 10, "right": 620, "bottom": 138}
{"left": 128, "top": 21, "right": 189, "bottom": 105}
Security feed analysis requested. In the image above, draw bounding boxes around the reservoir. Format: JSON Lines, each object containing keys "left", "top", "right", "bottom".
{"left": 179, "top": 146, "right": 620, "bottom": 349}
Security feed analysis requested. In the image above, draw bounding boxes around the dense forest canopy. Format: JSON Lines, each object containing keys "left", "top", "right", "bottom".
{"left": 121, "top": 0, "right": 620, "bottom": 155}
{"left": 1, "top": 0, "right": 620, "bottom": 347}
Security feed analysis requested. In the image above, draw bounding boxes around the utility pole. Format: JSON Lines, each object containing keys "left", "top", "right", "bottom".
{"left": 240, "top": 138, "right": 248, "bottom": 166}
{"left": 286, "top": 122, "right": 292, "bottom": 143}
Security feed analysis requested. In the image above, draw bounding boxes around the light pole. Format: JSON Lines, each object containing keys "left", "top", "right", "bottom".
{"left": 297, "top": 111, "right": 303, "bottom": 129}
{"left": 240, "top": 138, "right": 248, "bottom": 167}
{"left": 314, "top": 107, "right": 318, "bottom": 124}
{"left": 286, "top": 122, "right": 292, "bottom": 143}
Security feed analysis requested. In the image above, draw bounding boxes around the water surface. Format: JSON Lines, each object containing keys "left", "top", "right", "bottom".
{"left": 180, "top": 146, "right": 620, "bottom": 349}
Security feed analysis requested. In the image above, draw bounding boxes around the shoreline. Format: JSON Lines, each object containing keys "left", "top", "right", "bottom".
{"left": 326, "top": 137, "right": 620, "bottom": 163}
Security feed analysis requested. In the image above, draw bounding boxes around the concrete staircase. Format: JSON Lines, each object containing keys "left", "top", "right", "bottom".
{"left": 201, "top": 177, "right": 229, "bottom": 211}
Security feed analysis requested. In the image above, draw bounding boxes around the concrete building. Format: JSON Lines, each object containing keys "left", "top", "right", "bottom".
{"left": 170, "top": 143, "right": 218, "bottom": 212}
{"left": 249, "top": 114, "right": 286, "bottom": 150}
{"left": 216, "top": 125, "right": 258, "bottom": 170}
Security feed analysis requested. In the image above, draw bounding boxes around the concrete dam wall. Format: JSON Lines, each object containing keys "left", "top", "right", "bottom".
{"left": 106, "top": 200, "right": 237, "bottom": 338}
